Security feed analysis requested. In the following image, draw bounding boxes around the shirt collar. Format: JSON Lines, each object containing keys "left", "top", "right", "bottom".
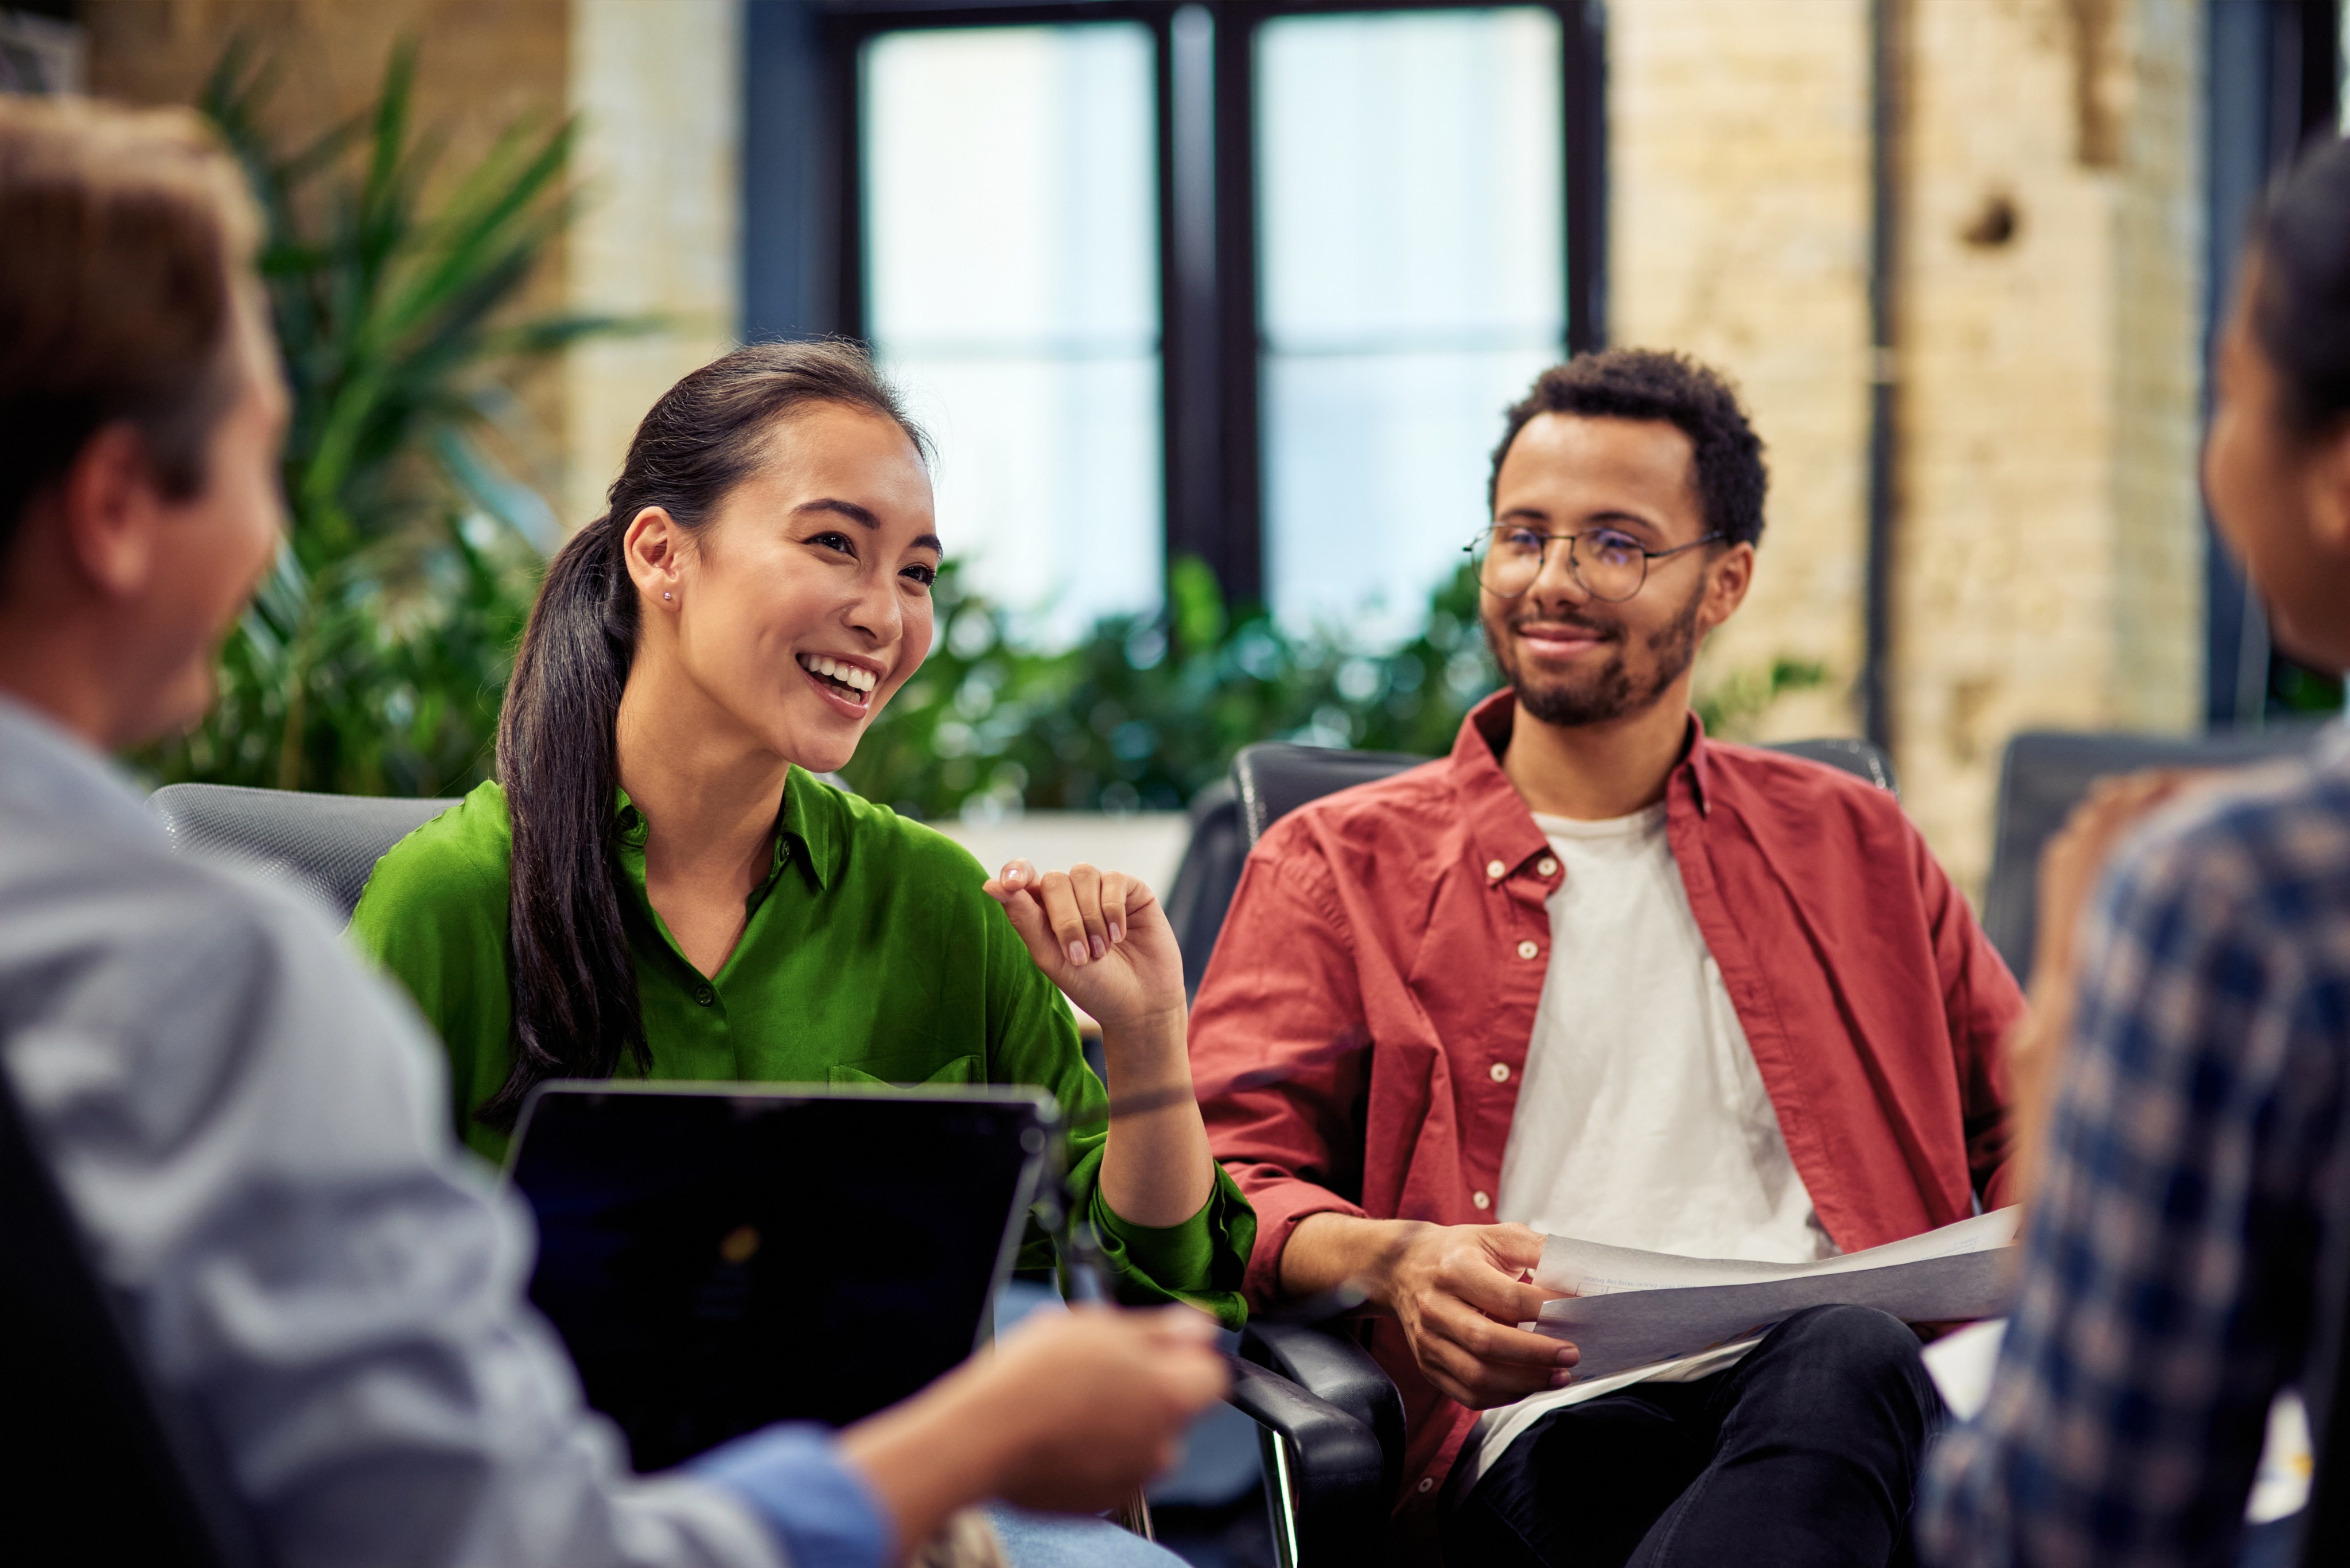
{"left": 0, "top": 691, "right": 161, "bottom": 842}
{"left": 610, "top": 767, "right": 836, "bottom": 896}
{"left": 1449, "top": 689, "right": 1714, "bottom": 877}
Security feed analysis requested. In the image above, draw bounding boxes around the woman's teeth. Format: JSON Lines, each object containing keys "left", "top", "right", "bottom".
{"left": 799, "top": 653, "right": 877, "bottom": 699}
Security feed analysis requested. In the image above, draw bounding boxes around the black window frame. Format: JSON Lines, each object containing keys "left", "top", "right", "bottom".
{"left": 744, "top": 0, "right": 1608, "bottom": 612}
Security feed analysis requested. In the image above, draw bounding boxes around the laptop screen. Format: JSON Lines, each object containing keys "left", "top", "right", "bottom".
{"left": 507, "top": 1083, "right": 1055, "bottom": 1470}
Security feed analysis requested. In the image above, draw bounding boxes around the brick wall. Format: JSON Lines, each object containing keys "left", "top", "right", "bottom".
{"left": 1614, "top": 0, "right": 2206, "bottom": 894}
{"left": 1892, "top": 0, "right": 2203, "bottom": 889}
{"left": 80, "top": 0, "right": 575, "bottom": 484}
{"left": 1610, "top": 0, "right": 1875, "bottom": 750}
{"left": 563, "top": 0, "right": 742, "bottom": 531}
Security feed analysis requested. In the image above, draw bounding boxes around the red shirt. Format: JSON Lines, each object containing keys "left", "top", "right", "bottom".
{"left": 1189, "top": 692, "right": 2021, "bottom": 1543}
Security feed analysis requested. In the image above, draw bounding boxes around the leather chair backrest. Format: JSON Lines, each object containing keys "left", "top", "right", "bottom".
{"left": 1161, "top": 735, "right": 1900, "bottom": 995}
{"left": 1163, "top": 780, "right": 1244, "bottom": 1001}
{"left": 0, "top": 1071, "right": 262, "bottom": 1566}
{"left": 151, "top": 783, "right": 459, "bottom": 923}
{"left": 1982, "top": 726, "right": 2326, "bottom": 987}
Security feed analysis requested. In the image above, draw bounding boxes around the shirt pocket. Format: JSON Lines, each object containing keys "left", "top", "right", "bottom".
{"left": 827, "top": 1053, "right": 982, "bottom": 1089}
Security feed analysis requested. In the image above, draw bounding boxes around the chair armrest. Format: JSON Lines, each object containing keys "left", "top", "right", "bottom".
{"left": 1242, "top": 1319, "right": 1406, "bottom": 1500}
{"left": 1224, "top": 1355, "right": 1389, "bottom": 1564}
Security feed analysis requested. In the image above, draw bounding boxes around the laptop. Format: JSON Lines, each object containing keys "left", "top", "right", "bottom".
{"left": 504, "top": 1080, "right": 1057, "bottom": 1471}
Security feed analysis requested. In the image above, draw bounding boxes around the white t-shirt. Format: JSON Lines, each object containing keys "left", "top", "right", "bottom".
{"left": 1455, "top": 804, "right": 1837, "bottom": 1496}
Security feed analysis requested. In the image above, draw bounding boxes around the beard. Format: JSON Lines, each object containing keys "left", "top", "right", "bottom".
{"left": 1487, "top": 577, "right": 1706, "bottom": 728}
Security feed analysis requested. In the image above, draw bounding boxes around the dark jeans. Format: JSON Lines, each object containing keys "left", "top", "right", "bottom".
{"left": 1441, "top": 1304, "right": 1943, "bottom": 1568}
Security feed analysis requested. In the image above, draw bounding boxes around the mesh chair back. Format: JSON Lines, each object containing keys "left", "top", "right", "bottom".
{"left": 1982, "top": 727, "right": 2326, "bottom": 988}
{"left": 0, "top": 1071, "right": 263, "bottom": 1566}
{"left": 151, "top": 783, "right": 459, "bottom": 923}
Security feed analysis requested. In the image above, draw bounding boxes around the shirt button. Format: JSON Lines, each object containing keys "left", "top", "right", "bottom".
{"left": 1417, "top": 1477, "right": 1436, "bottom": 1493}
{"left": 1537, "top": 856, "right": 1559, "bottom": 877}
{"left": 693, "top": 983, "right": 715, "bottom": 1006}
{"left": 1516, "top": 940, "right": 1539, "bottom": 960}
{"left": 1485, "top": 858, "right": 1507, "bottom": 880}
{"left": 1472, "top": 1190, "right": 1492, "bottom": 1210}
{"left": 1489, "top": 1062, "right": 1511, "bottom": 1083}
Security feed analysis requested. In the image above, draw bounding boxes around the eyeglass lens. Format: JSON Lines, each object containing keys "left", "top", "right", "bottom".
{"left": 1475, "top": 527, "right": 1649, "bottom": 602}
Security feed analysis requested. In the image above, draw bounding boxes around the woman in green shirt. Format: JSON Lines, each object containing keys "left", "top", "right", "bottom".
{"left": 351, "top": 341, "right": 1249, "bottom": 1325}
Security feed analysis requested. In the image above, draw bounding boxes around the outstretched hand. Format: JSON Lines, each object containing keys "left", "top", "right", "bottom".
{"left": 983, "top": 860, "right": 1186, "bottom": 1035}
{"left": 2007, "top": 767, "right": 2206, "bottom": 1206}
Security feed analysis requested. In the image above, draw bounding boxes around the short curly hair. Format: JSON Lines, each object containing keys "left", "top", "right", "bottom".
{"left": 1488, "top": 348, "right": 1769, "bottom": 547}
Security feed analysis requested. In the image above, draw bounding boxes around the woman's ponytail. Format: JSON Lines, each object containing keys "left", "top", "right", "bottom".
{"left": 479, "top": 339, "right": 928, "bottom": 1126}
{"left": 478, "top": 512, "right": 645, "bottom": 1127}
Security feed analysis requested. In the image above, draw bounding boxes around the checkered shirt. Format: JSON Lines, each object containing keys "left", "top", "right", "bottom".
{"left": 1917, "top": 732, "right": 2350, "bottom": 1566}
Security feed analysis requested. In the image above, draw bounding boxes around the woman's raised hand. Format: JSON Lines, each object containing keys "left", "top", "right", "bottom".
{"left": 982, "top": 859, "right": 1185, "bottom": 1034}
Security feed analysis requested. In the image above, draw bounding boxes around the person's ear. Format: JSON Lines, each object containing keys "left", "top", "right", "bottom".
{"left": 1699, "top": 540, "right": 1755, "bottom": 628}
{"left": 2305, "top": 419, "right": 2350, "bottom": 562}
{"left": 620, "top": 505, "right": 688, "bottom": 609}
{"left": 57, "top": 423, "right": 168, "bottom": 601}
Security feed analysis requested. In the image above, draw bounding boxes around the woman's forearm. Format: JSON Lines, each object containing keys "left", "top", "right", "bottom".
{"left": 1094, "top": 1007, "right": 1216, "bottom": 1228}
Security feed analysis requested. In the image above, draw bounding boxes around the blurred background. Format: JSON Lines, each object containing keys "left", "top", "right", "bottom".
{"left": 6, "top": 0, "right": 2346, "bottom": 901}
{"left": 6, "top": 3, "right": 2346, "bottom": 1559}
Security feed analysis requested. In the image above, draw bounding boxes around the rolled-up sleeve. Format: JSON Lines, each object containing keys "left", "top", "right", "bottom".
{"left": 1188, "top": 838, "right": 1377, "bottom": 1310}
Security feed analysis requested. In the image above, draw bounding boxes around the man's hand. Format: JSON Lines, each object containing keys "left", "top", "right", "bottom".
{"left": 1284, "top": 1215, "right": 1577, "bottom": 1410}
{"left": 970, "top": 1305, "right": 1228, "bottom": 1512}
{"left": 839, "top": 1305, "right": 1228, "bottom": 1550}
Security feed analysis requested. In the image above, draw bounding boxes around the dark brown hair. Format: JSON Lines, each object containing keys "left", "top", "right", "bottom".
{"left": 0, "top": 96, "right": 259, "bottom": 563}
{"left": 482, "top": 340, "right": 931, "bottom": 1127}
{"left": 1489, "top": 348, "right": 1769, "bottom": 547}
{"left": 2250, "top": 135, "right": 2350, "bottom": 439}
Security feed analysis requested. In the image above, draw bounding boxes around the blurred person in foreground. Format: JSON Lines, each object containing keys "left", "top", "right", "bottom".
{"left": 1188, "top": 347, "right": 2022, "bottom": 1566}
{"left": 0, "top": 92, "right": 1225, "bottom": 1568}
{"left": 1916, "top": 135, "right": 2350, "bottom": 1568}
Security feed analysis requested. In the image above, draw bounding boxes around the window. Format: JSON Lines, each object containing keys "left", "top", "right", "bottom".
{"left": 862, "top": 24, "right": 1163, "bottom": 645}
{"left": 745, "top": 1, "right": 1604, "bottom": 649}
{"left": 1256, "top": 7, "right": 1566, "bottom": 640}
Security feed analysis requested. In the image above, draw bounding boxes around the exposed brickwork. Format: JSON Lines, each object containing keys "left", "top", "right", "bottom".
{"left": 1616, "top": 0, "right": 2204, "bottom": 894}
{"left": 563, "top": 0, "right": 742, "bottom": 531}
{"left": 80, "top": 0, "right": 573, "bottom": 489}
{"left": 1610, "top": 0, "right": 1875, "bottom": 750}
{"left": 1893, "top": 0, "right": 2203, "bottom": 890}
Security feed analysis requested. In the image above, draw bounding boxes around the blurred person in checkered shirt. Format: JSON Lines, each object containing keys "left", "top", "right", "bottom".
{"left": 1917, "top": 134, "right": 2350, "bottom": 1567}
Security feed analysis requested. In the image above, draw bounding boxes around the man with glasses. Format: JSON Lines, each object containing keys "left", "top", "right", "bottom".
{"left": 1189, "top": 349, "right": 2021, "bottom": 1567}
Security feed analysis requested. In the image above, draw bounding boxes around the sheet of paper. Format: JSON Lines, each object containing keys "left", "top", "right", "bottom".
{"left": 1528, "top": 1209, "right": 2021, "bottom": 1383}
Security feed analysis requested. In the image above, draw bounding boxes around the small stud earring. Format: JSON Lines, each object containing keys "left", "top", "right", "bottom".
{"left": 664, "top": 592, "right": 673, "bottom": 601}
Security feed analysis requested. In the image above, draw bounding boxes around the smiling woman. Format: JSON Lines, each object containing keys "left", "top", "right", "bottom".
{"left": 345, "top": 341, "right": 1250, "bottom": 1326}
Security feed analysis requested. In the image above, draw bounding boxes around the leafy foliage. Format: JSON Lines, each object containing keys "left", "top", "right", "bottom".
{"left": 842, "top": 559, "right": 1503, "bottom": 820}
{"left": 143, "top": 43, "right": 629, "bottom": 797}
{"left": 844, "top": 558, "right": 1835, "bottom": 822}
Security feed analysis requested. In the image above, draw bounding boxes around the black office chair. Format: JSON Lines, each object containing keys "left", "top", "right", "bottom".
{"left": 1209, "top": 733, "right": 1897, "bottom": 1563}
{"left": 1162, "top": 736, "right": 1899, "bottom": 1010}
{"left": 1979, "top": 726, "right": 2325, "bottom": 987}
{"left": 0, "top": 1061, "right": 265, "bottom": 1565}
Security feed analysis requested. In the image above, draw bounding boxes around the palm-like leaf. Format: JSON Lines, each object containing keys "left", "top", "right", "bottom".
{"left": 146, "top": 40, "right": 645, "bottom": 797}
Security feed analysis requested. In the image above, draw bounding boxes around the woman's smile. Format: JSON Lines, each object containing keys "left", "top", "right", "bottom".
{"left": 796, "top": 649, "right": 882, "bottom": 714}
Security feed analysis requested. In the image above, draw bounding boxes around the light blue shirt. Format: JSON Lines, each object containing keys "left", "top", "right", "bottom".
{"left": 0, "top": 694, "right": 889, "bottom": 1568}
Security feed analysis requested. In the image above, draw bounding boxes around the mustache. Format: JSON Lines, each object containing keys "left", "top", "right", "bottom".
{"left": 1503, "top": 608, "right": 1623, "bottom": 640}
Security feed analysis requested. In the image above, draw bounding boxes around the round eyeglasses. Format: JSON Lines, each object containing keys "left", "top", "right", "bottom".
{"left": 1466, "top": 524, "right": 1726, "bottom": 603}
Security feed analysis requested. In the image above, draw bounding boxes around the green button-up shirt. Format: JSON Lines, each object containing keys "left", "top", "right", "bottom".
{"left": 349, "top": 771, "right": 1251, "bottom": 1325}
